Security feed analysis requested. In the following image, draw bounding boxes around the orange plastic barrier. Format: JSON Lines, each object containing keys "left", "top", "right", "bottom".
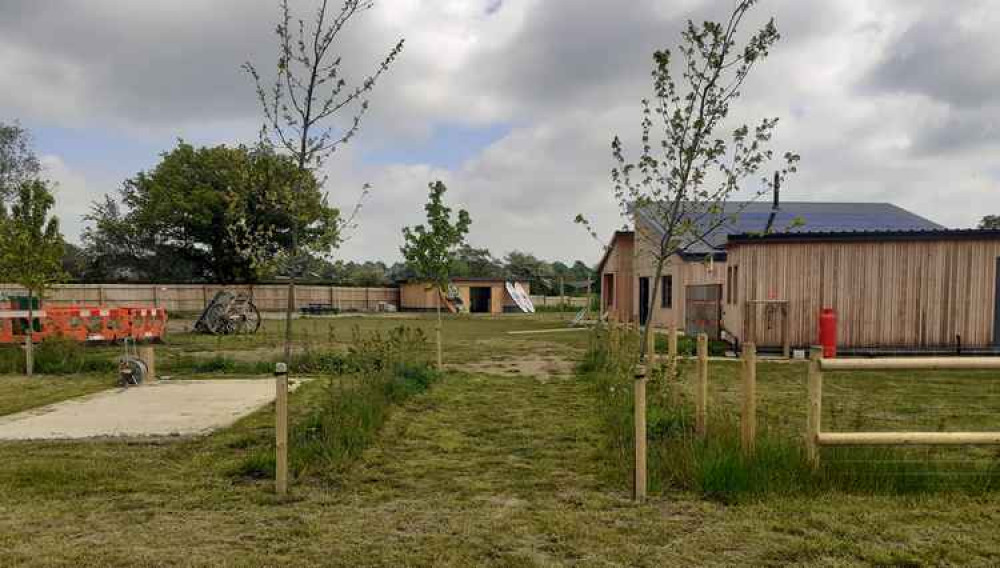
{"left": 0, "top": 303, "right": 168, "bottom": 345}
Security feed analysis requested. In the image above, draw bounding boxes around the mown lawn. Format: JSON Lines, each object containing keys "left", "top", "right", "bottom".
{"left": 0, "top": 317, "right": 999, "bottom": 565}
{"left": 0, "top": 374, "right": 114, "bottom": 417}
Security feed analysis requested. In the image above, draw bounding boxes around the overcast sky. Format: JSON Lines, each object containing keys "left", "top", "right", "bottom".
{"left": 1, "top": 0, "right": 997, "bottom": 264}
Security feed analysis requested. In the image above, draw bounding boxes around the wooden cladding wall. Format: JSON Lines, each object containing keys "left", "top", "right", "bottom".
{"left": 600, "top": 233, "right": 635, "bottom": 322}
{"left": 0, "top": 283, "right": 400, "bottom": 313}
{"left": 726, "top": 239, "right": 1000, "bottom": 349}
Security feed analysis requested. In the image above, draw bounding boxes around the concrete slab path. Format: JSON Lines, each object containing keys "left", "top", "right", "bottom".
{"left": 0, "top": 379, "right": 286, "bottom": 440}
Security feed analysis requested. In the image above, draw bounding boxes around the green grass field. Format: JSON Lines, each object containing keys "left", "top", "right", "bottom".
{"left": 1, "top": 315, "right": 999, "bottom": 565}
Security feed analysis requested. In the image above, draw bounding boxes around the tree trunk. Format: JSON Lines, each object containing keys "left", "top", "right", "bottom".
{"left": 638, "top": 256, "right": 667, "bottom": 364}
{"left": 25, "top": 289, "right": 34, "bottom": 377}
{"left": 283, "top": 278, "right": 295, "bottom": 363}
{"left": 436, "top": 288, "right": 443, "bottom": 371}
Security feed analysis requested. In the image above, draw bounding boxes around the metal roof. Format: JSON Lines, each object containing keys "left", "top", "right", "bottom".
{"left": 636, "top": 201, "right": 943, "bottom": 255}
{"left": 728, "top": 228, "right": 1000, "bottom": 244}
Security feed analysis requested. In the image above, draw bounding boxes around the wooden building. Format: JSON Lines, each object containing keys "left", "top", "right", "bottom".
{"left": 595, "top": 231, "right": 634, "bottom": 323}
{"left": 724, "top": 230, "right": 1000, "bottom": 353}
{"left": 399, "top": 278, "right": 530, "bottom": 314}
{"left": 597, "top": 202, "right": 943, "bottom": 341}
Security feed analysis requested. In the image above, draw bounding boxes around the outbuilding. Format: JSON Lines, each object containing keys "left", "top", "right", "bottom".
{"left": 724, "top": 229, "right": 1000, "bottom": 354}
{"left": 398, "top": 278, "right": 532, "bottom": 314}
{"left": 597, "top": 201, "right": 942, "bottom": 340}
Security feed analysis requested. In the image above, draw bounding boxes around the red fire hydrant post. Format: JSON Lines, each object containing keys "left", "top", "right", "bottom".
{"left": 819, "top": 308, "right": 837, "bottom": 358}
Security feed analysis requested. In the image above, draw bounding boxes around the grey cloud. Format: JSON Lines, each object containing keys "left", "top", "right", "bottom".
{"left": 2, "top": 0, "right": 999, "bottom": 264}
{"left": 862, "top": 5, "right": 1000, "bottom": 109}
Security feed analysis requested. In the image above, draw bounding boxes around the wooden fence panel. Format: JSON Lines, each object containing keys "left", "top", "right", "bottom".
{"left": 0, "top": 283, "right": 400, "bottom": 314}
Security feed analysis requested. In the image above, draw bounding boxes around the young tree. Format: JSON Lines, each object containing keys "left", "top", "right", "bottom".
{"left": 0, "top": 180, "right": 65, "bottom": 375}
{"left": 581, "top": 0, "right": 798, "bottom": 362}
{"left": 401, "top": 181, "right": 471, "bottom": 370}
{"left": 244, "top": 0, "right": 404, "bottom": 363}
{"left": 0, "top": 121, "right": 42, "bottom": 203}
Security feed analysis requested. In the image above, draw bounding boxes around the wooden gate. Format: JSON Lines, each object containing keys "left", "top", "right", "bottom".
{"left": 685, "top": 284, "right": 722, "bottom": 340}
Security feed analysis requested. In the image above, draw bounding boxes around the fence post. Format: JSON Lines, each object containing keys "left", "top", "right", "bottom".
{"left": 741, "top": 342, "right": 757, "bottom": 456}
{"left": 695, "top": 333, "right": 708, "bottom": 438}
{"left": 275, "top": 362, "right": 289, "bottom": 497}
{"left": 807, "top": 346, "right": 823, "bottom": 470}
{"left": 634, "top": 364, "right": 647, "bottom": 502}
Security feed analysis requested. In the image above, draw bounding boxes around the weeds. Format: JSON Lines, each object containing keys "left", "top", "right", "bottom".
{"left": 580, "top": 328, "right": 1000, "bottom": 502}
{"left": 0, "top": 338, "right": 117, "bottom": 375}
{"left": 235, "top": 326, "right": 439, "bottom": 480}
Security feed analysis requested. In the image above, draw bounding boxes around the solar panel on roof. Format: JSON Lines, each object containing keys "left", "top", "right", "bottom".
{"left": 636, "top": 201, "right": 943, "bottom": 254}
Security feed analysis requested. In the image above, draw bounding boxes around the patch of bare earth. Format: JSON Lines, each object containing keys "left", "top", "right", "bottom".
{"left": 448, "top": 354, "right": 576, "bottom": 381}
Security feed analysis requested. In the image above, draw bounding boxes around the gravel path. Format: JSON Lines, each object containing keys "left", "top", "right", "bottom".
{"left": 0, "top": 379, "right": 288, "bottom": 440}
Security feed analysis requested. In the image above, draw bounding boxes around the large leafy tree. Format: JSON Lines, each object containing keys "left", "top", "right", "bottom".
{"left": 244, "top": 0, "right": 404, "bottom": 363}
{"left": 978, "top": 215, "right": 1000, "bottom": 230}
{"left": 83, "top": 141, "right": 338, "bottom": 282}
{"left": 582, "top": 0, "right": 798, "bottom": 362}
{"left": 0, "top": 180, "right": 65, "bottom": 375}
{"left": 401, "top": 181, "right": 471, "bottom": 370}
{"left": 503, "top": 251, "right": 555, "bottom": 295}
{"left": 451, "top": 244, "right": 504, "bottom": 279}
{"left": 0, "top": 121, "right": 41, "bottom": 203}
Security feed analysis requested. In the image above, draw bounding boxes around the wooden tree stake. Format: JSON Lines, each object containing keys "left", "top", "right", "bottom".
{"left": 807, "top": 346, "right": 823, "bottom": 470}
{"left": 634, "top": 366, "right": 647, "bottom": 502}
{"left": 139, "top": 345, "right": 156, "bottom": 383}
{"left": 695, "top": 333, "right": 708, "bottom": 438}
{"left": 275, "top": 362, "right": 289, "bottom": 498}
{"left": 740, "top": 342, "right": 757, "bottom": 456}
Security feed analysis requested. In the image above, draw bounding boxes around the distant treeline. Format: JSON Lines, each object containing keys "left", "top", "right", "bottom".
{"left": 61, "top": 243, "right": 595, "bottom": 297}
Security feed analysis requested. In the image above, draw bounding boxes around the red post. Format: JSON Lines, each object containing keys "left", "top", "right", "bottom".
{"left": 819, "top": 308, "right": 837, "bottom": 358}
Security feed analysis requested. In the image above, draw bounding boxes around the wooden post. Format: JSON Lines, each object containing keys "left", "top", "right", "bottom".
{"left": 695, "top": 333, "right": 708, "bottom": 438}
{"left": 741, "top": 342, "right": 757, "bottom": 456}
{"left": 139, "top": 345, "right": 156, "bottom": 383}
{"left": 807, "top": 346, "right": 823, "bottom": 470}
{"left": 99, "top": 285, "right": 106, "bottom": 305}
{"left": 634, "top": 365, "right": 647, "bottom": 502}
{"left": 275, "top": 362, "right": 289, "bottom": 497}
{"left": 781, "top": 303, "right": 791, "bottom": 359}
{"left": 668, "top": 326, "right": 679, "bottom": 376}
{"left": 24, "top": 334, "right": 33, "bottom": 376}
{"left": 152, "top": 285, "right": 159, "bottom": 308}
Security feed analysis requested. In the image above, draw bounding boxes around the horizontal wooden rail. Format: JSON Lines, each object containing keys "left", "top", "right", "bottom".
{"left": 819, "top": 357, "right": 1000, "bottom": 371}
{"left": 817, "top": 432, "right": 1000, "bottom": 446}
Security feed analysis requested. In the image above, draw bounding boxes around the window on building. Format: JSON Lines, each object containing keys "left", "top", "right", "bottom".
{"left": 661, "top": 275, "right": 672, "bottom": 308}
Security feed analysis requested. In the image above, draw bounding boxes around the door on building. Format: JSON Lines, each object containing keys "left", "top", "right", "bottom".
{"left": 685, "top": 284, "right": 722, "bottom": 340}
{"left": 638, "top": 277, "right": 650, "bottom": 325}
{"left": 469, "top": 287, "right": 492, "bottom": 313}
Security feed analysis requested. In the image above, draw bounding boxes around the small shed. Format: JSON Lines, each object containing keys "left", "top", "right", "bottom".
{"left": 399, "top": 278, "right": 531, "bottom": 314}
